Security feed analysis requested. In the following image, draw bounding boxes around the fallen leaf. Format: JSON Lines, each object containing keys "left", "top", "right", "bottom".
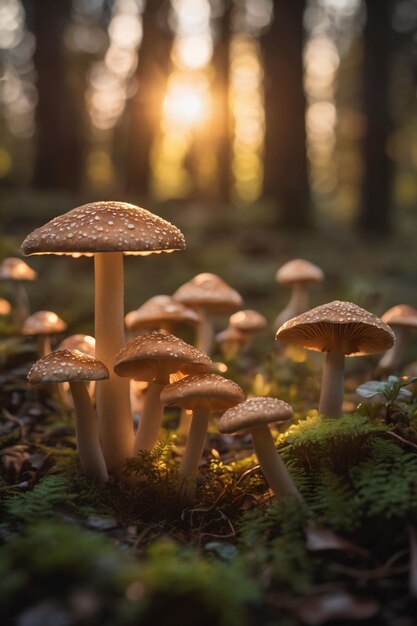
{"left": 296, "top": 591, "right": 380, "bottom": 624}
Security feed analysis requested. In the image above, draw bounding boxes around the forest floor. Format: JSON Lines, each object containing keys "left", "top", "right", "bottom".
{"left": 1, "top": 193, "right": 417, "bottom": 625}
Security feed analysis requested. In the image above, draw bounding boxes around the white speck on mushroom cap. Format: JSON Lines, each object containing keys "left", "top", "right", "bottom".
{"left": 114, "top": 331, "right": 212, "bottom": 381}
{"left": 229, "top": 309, "right": 268, "bottom": 333}
{"left": 275, "top": 300, "right": 395, "bottom": 356}
{"left": 173, "top": 273, "right": 242, "bottom": 313}
{"left": 218, "top": 397, "right": 293, "bottom": 434}
{"left": 125, "top": 295, "right": 199, "bottom": 330}
{"left": 59, "top": 334, "right": 96, "bottom": 357}
{"left": 381, "top": 304, "right": 417, "bottom": 329}
{"left": 276, "top": 259, "right": 324, "bottom": 285}
{"left": 22, "top": 311, "right": 67, "bottom": 336}
{"left": 0, "top": 257, "right": 37, "bottom": 281}
{"left": 21, "top": 201, "right": 186, "bottom": 255}
{"left": 160, "top": 373, "right": 245, "bottom": 412}
{"left": 27, "top": 349, "right": 109, "bottom": 384}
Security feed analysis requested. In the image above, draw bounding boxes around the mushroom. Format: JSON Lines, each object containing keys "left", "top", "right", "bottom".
{"left": 114, "top": 331, "right": 212, "bottom": 452}
{"left": 276, "top": 301, "right": 394, "bottom": 418}
{"left": 173, "top": 273, "right": 242, "bottom": 355}
{"left": 28, "top": 350, "right": 109, "bottom": 483}
{"left": 125, "top": 295, "right": 199, "bottom": 336}
{"left": 0, "top": 298, "right": 11, "bottom": 316}
{"left": 0, "top": 257, "right": 36, "bottom": 328}
{"left": 218, "top": 397, "right": 301, "bottom": 499}
{"left": 161, "top": 373, "right": 245, "bottom": 500}
{"left": 58, "top": 334, "right": 97, "bottom": 400}
{"left": 377, "top": 305, "right": 417, "bottom": 372}
{"left": 22, "top": 310, "right": 67, "bottom": 357}
{"left": 274, "top": 259, "right": 324, "bottom": 329}
{"left": 215, "top": 326, "right": 249, "bottom": 360}
{"left": 22, "top": 201, "right": 185, "bottom": 472}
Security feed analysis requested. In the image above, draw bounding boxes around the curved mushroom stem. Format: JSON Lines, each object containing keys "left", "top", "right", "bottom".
{"left": 274, "top": 282, "right": 310, "bottom": 329}
{"left": 377, "top": 327, "right": 406, "bottom": 372}
{"left": 134, "top": 372, "right": 169, "bottom": 452}
{"left": 319, "top": 349, "right": 345, "bottom": 418}
{"left": 69, "top": 381, "right": 108, "bottom": 484}
{"left": 12, "top": 282, "right": 30, "bottom": 329}
{"left": 178, "top": 409, "right": 209, "bottom": 500}
{"left": 196, "top": 308, "right": 213, "bottom": 355}
{"left": 251, "top": 424, "right": 302, "bottom": 499}
{"left": 94, "top": 252, "right": 134, "bottom": 472}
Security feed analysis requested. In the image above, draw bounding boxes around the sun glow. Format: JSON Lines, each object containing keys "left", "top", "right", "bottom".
{"left": 164, "top": 77, "right": 209, "bottom": 128}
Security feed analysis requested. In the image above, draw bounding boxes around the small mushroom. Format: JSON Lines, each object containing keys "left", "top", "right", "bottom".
{"left": 276, "top": 301, "right": 394, "bottom": 418}
{"left": 22, "top": 310, "right": 67, "bottom": 357}
{"left": 161, "top": 373, "right": 244, "bottom": 500}
{"left": 274, "top": 259, "right": 324, "bottom": 329}
{"left": 125, "top": 295, "right": 199, "bottom": 336}
{"left": 0, "top": 298, "right": 11, "bottom": 316}
{"left": 59, "top": 334, "right": 96, "bottom": 356}
{"left": 114, "top": 331, "right": 212, "bottom": 452}
{"left": 28, "top": 350, "right": 109, "bottom": 483}
{"left": 173, "top": 273, "right": 242, "bottom": 355}
{"left": 377, "top": 305, "right": 417, "bottom": 372}
{"left": 0, "top": 257, "right": 36, "bottom": 328}
{"left": 216, "top": 326, "right": 249, "bottom": 360}
{"left": 218, "top": 397, "right": 301, "bottom": 499}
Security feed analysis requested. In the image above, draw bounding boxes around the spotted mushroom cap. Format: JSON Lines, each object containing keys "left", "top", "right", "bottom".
{"left": 381, "top": 304, "right": 417, "bottom": 330}
{"left": 0, "top": 257, "right": 36, "bottom": 281}
{"left": 0, "top": 298, "right": 11, "bottom": 315}
{"left": 276, "top": 301, "right": 395, "bottom": 356}
{"left": 218, "top": 397, "right": 293, "bottom": 434}
{"left": 160, "top": 373, "right": 245, "bottom": 412}
{"left": 229, "top": 309, "right": 268, "bottom": 333}
{"left": 114, "top": 331, "right": 212, "bottom": 382}
{"left": 21, "top": 201, "right": 185, "bottom": 257}
{"left": 22, "top": 311, "right": 67, "bottom": 336}
{"left": 276, "top": 259, "right": 324, "bottom": 285}
{"left": 125, "top": 295, "right": 199, "bottom": 331}
{"left": 216, "top": 326, "right": 248, "bottom": 346}
{"left": 59, "top": 334, "right": 96, "bottom": 357}
{"left": 28, "top": 349, "right": 109, "bottom": 384}
{"left": 173, "top": 273, "right": 243, "bottom": 314}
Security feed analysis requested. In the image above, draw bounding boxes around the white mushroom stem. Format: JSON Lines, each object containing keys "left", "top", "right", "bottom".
{"left": 377, "top": 327, "right": 406, "bottom": 372}
{"left": 319, "top": 350, "right": 345, "bottom": 418}
{"left": 250, "top": 425, "right": 301, "bottom": 499}
{"left": 94, "top": 252, "right": 134, "bottom": 471}
{"left": 134, "top": 372, "right": 169, "bottom": 452}
{"left": 37, "top": 335, "right": 52, "bottom": 358}
{"left": 12, "top": 282, "right": 30, "bottom": 328}
{"left": 178, "top": 409, "right": 209, "bottom": 500}
{"left": 196, "top": 308, "right": 213, "bottom": 355}
{"left": 69, "top": 381, "right": 108, "bottom": 484}
{"left": 275, "top": 282, "right": 310, "bottom": 329}
{"left": 177, "top": 408, "right": 193, "bottom": 437}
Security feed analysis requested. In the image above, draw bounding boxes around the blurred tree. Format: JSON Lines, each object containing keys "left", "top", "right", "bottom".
{"left": 358, "top": 0, "right": 393, "bottom": 234}
{"left": 27, "top": 0, "right": 85, "bottom": 192}
{"left": 261, "top": 0, "right": 310, "bottom": 229}
{"left": 125, "top": 0, "right": 173, "bottom": 199}
{"left": 212, "top": 0, "right": 232, "bottom": 202}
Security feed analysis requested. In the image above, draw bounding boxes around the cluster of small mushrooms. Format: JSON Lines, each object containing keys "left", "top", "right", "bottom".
{"left": 5, "top": 200, "right": 409, "bottom": 502}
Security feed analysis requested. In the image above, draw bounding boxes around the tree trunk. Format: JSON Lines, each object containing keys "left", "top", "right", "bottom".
{"left": 31, "top": 0, "right": 84, "bottom": 192}
{"left": 124, "top": 0, "right": 173, "bottom": 199}
{"left": 358, "top": 0, "right": 392, "bottom": 235}
{"left": 261, "top": 0, "right": 310, "bottom": 229}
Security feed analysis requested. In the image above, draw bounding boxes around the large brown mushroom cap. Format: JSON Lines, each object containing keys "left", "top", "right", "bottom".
{"left": 59, "top": 334, "right": 96, "bottom": 357}
{"left": 218, "top": 397, "right": 293, "bottom": 434}
{"left": 173, "top": 273, "right": 242, "bottom": 314}
{"left": 276, "top": 259, "right": 324, "bottom": 285}
{"left": 28, "top": 349, "right": 109, "bottom": 384}
{"left": 21, "top": 201, "right": 185, "bottom": 256}
{"left": 276, "top": 300, "right": 394, "bottom": 356}
{"left": 114, "top": 331, "right": 212, "bottom": 381}
{"left": 161, "top": 373, "right": 244, "bottom": 412}
{"left": 0, "top": 257, "right": 37, "bottom": 281}
{"left": 22, "top": 311, "right": 67, "bottom": 336}
{"left": 381, "top": 304, "right": 417, "bottom": 329}
{"left": 229, "top": 309, "right": 268, "bottom": 333}
{"left": 125, "top": 295, "right": 199, "bottom": 331}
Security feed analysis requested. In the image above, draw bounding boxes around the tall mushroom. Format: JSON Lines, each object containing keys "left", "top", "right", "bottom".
{"left": 114, "top": 331, "right": 212, "bottom": 452}
{"left": 218, "top": 397, "right": 301, "bottom": 499}
{"left": 28, "top": 350, "right": 109, "bottom": 483}
{"left": 22, "top": 201, "right": 185, "bottom": 472}
{"left": 274, "top": 259, "right": 324, "bottom": 329}
{"left": 173, "top": 273, "right": 242, "bottom": 355}
{"left": 22, "top": 310, "right": 67, "bottom": 357}
{"left": 125, "top": 295, "right": 199, "bottom": 336}
{"left": 161, "top": 373, "right": 245, "bottom": 500}
{"left": 0, "top": 257, "right": 37, "bottom": 328}
{"left": 377, "top": 305, "right": 417, "bottom": 372}
{"left": 276, "top": 301, "right": 394, "bottom": 418}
